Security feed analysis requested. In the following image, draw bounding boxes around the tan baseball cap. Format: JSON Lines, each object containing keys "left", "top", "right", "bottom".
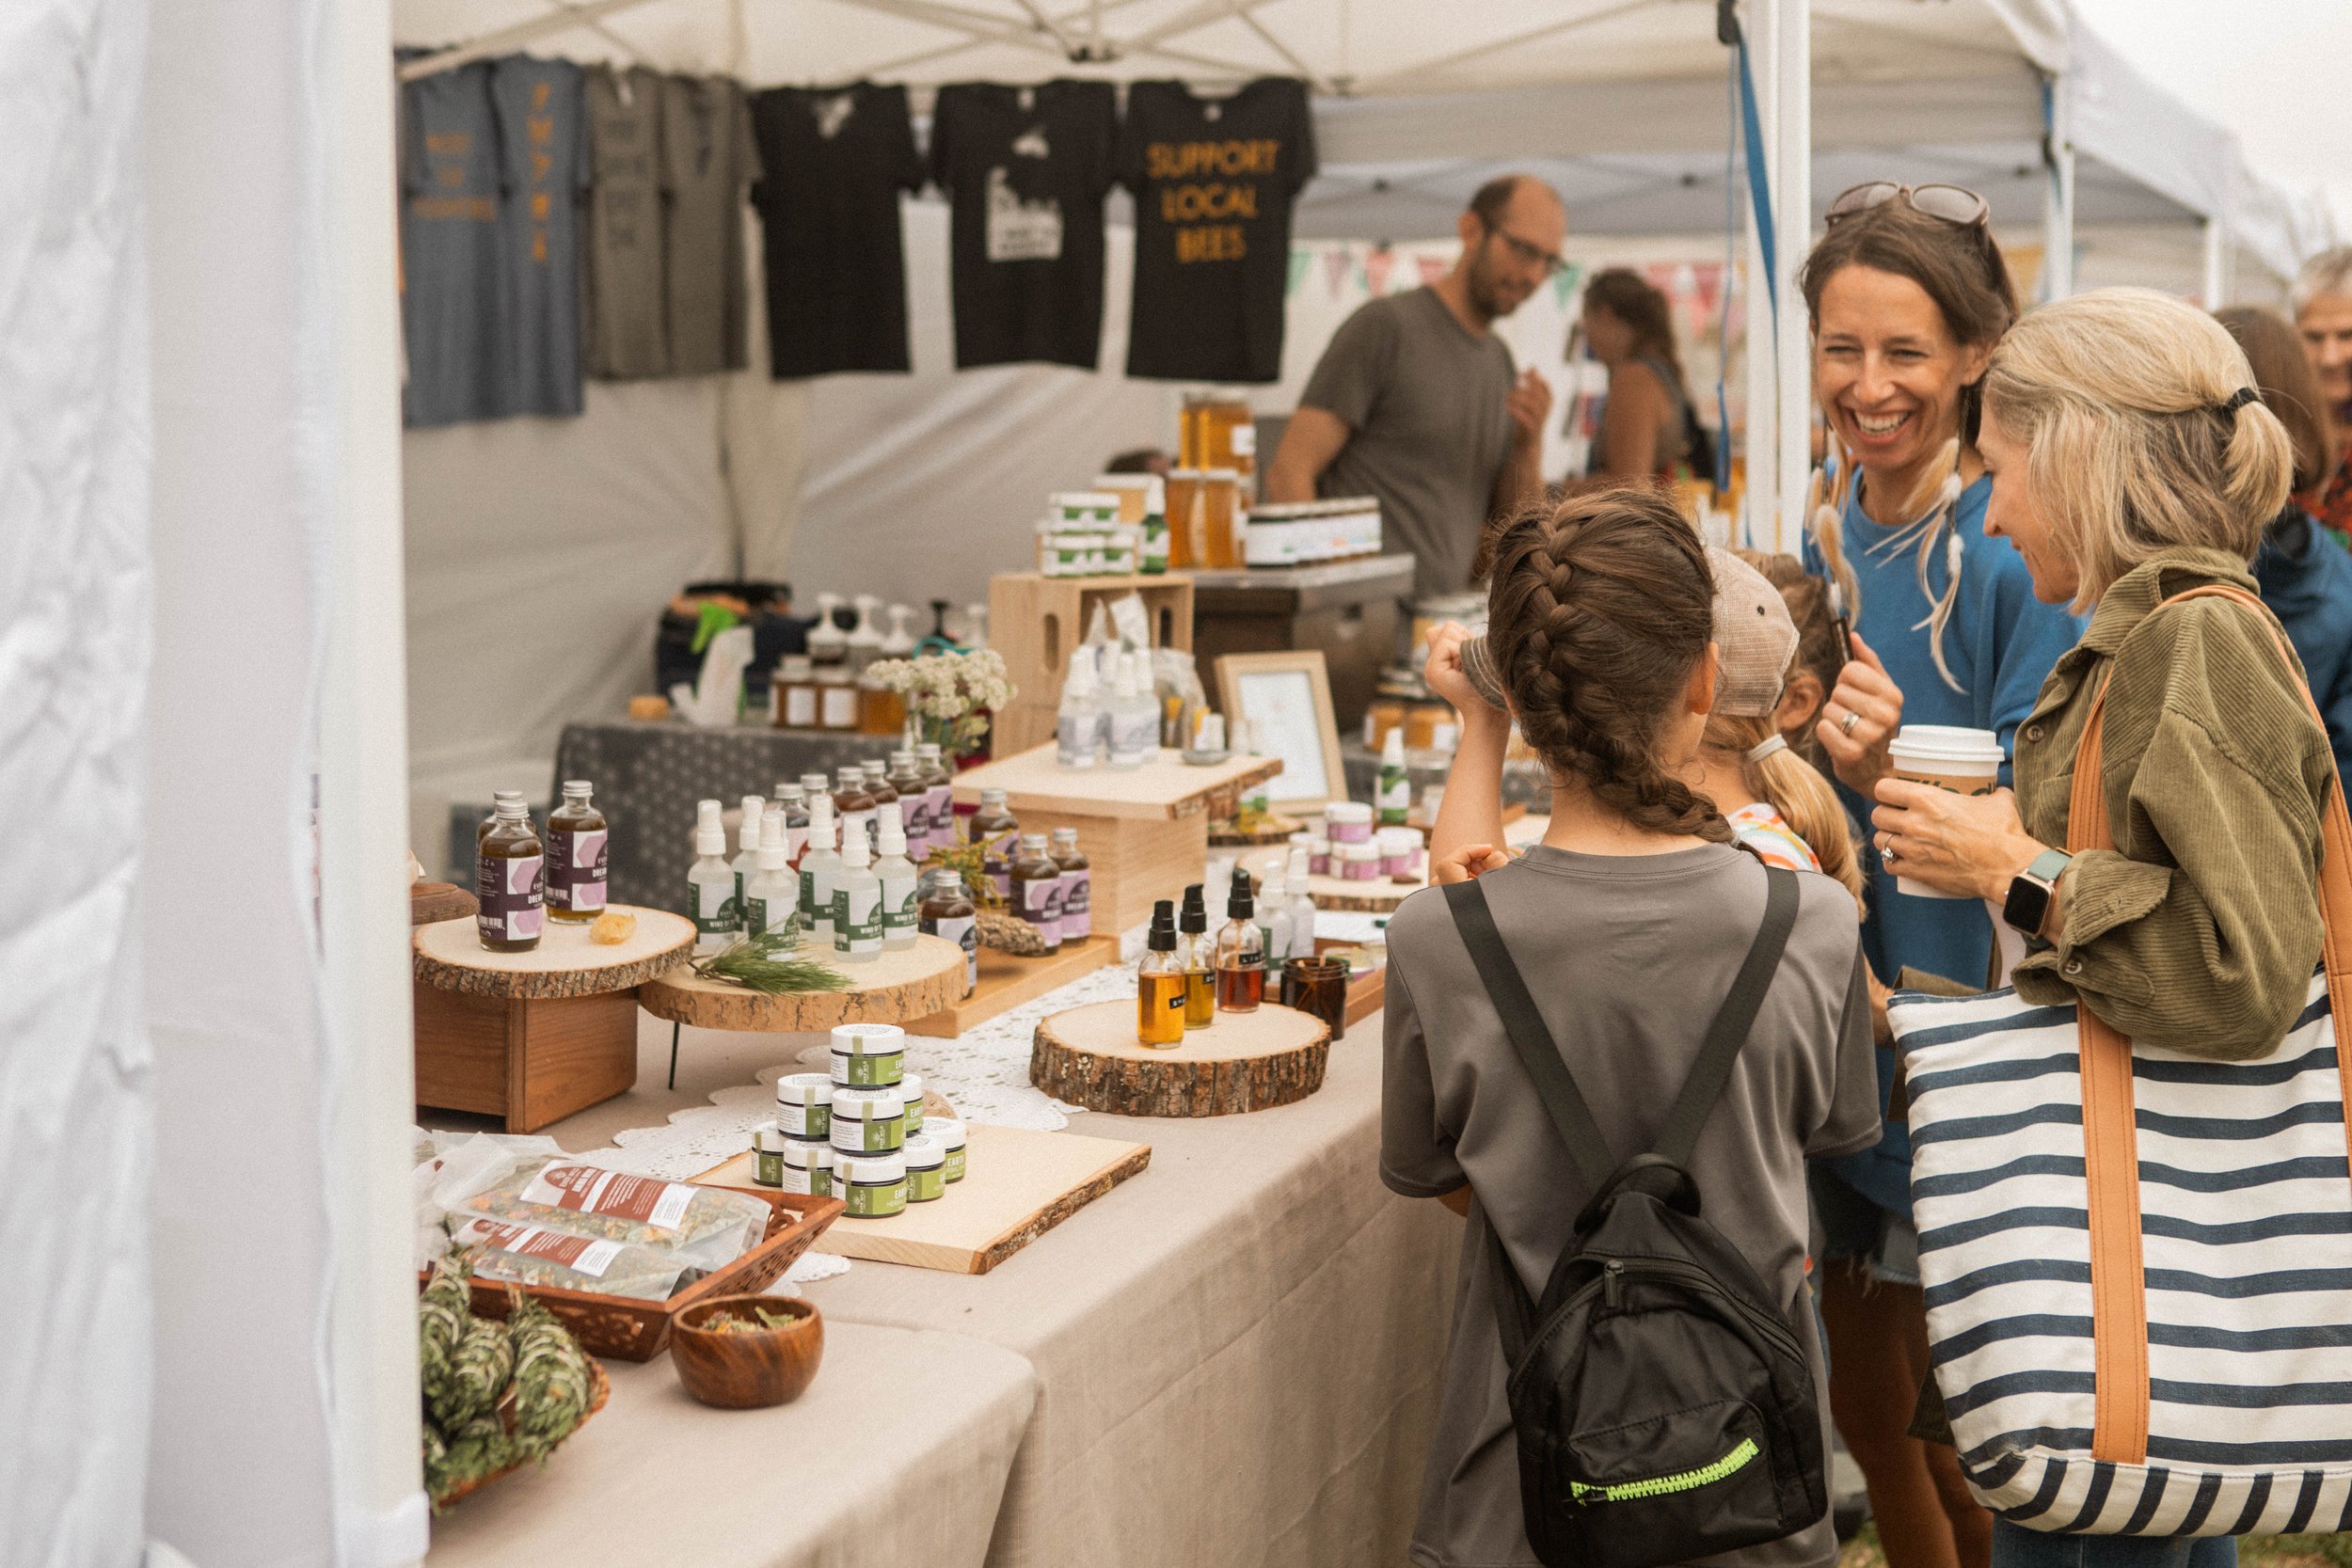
{"left": 1707, "top": 546, "right": 1800, "bottom": 717}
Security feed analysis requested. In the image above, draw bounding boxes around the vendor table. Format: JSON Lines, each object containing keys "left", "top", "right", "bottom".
{"left": 550, "top": 720, "right": 908, "bottom": 914}
{"left": 424, "top": 1322, "right": 1038, "bottom": 1568}
{"left": 1186, "top": 555, "right": 1415, "bottom": 733}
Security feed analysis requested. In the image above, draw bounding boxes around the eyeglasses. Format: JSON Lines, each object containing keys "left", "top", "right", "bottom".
{"left": 1484, "top": 223, "right": 1569, "bottom": 278}
{"left": 1824, "top": 182, "right": 1990, "bottom": 230}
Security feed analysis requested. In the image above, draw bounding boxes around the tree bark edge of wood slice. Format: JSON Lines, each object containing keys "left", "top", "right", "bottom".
{"left": 639, "top": 940, "right": 968, "bottom": 1033}
{"left": 1028, "top": 1001, "right": 1330, "bottom": 1117}
{"left": 412, "top": 942, "right": 692, "bottom": 1000}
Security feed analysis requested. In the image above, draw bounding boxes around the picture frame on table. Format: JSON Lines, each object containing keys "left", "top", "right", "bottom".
{"left": 1214, "top": 650, "right": 1347, "bottom": 815}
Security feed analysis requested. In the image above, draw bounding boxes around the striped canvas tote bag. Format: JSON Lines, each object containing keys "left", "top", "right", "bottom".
{"left": 1890, "top": 584, "right": 2352, "bottom": 1537}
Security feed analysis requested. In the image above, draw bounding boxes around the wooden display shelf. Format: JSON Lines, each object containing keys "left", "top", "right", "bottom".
{"left": 639, "top": 934, "right": 967, "bottom": 1034}
{"left": 988, "top": 571, "right": 1194, "bottom": 756}
{"left": 953, "top": 743, "right": 1283, "bottom": 933}
{"left": 1031, "top": 998, "right": 1330, "bottom": 1117}
{"left": 694, "top": 1123, "right": 1152, "bottom": 1275}
{"left": 412, "top": 909, "right": 695, "bottom": 1132}
{"left": 904, "top": 933, "right": 1120, "bottom": 1037}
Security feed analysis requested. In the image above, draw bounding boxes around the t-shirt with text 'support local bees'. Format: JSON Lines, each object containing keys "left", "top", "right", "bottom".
{"left": 1119, "top": 77, "right": 1316, "bottom": 383}
{"left": 1382, "top": 846, "right": 1881, "bottom": 1568}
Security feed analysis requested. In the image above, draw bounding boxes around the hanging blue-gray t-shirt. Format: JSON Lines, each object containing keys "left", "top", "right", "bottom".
{"left": 1803, "top": 470, "right": 2084, "bottom": 1217}
{"left": 400, "top": 61, "right": 505, "bottom": 427}
{"left": 489, "top": 55, "right": 589, "bottom": 418}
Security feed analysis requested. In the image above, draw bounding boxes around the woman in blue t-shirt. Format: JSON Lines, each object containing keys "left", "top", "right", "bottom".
{"left": 1795, "top": 184, "right": 2084, "bottom": 1568}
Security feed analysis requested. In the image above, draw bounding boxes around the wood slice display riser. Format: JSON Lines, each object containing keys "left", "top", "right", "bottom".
{"left": 412, "top": 908, "right": 695, "bottom": 999}
{"left": 1031, "top": 999, "right": 1329, "bottom": 1117}
{"left": 639, "top": 933, "right": 966, "bottom": 1033}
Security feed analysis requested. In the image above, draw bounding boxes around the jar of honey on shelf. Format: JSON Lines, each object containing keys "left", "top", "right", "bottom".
{"left": 1200, "top": 467, "right": 1243, "bottom": 569}
{"left": 1165, "top": 467, "right": 1204, "bottom": 570}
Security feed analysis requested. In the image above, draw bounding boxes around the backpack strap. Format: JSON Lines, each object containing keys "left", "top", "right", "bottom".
{"left": 1652, "top": 866, "right": 1801, "bottom": 1169}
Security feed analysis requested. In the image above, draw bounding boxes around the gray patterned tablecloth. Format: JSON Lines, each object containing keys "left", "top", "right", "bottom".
{"left": 550, "top": 721, "right": 911, "bottom": 915}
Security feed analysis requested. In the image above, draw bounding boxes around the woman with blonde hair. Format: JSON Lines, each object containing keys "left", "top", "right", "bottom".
{"left": 1870, "top": 286, "right": 2324, "bottom": 1568}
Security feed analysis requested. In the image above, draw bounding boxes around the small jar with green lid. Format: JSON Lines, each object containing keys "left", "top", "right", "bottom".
{"left": 836, "top": 1151, "right": 907, "bottom": 1217}
{"left": 780, "top": 1136, "right": 834, "bottom": 1198}
{"left": 830, "top": 1085, "right": 905, "bottom": 1154}
{"left": 830, "top": 1022, "right": 905, "bottom": 1088}
{"left": 903, "top": 1133, "right": 946, "bottom": 1202}
{"left": 925, "top": 1117, "right": 968, "bottom": 1182}
{"left": 898, "top": 1070, "right": 925, "bottom": 1140}
{"left": 773, "top": 1072, "right": 834, "bottom": 1140}
{"left": 752, "top": 1121, "right": 788, "bottom": 1186}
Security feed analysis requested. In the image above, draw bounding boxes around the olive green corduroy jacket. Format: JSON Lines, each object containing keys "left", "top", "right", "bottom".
{"left": 2010, "top": 546, "right": 2336, "bottom": 1060}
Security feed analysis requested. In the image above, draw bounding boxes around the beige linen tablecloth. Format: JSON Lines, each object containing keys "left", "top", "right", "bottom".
{"left": 802, "top": 1031, "right": 1465, "bottom": 1568}
{"left": 425, "top": 1322, "right": 1038, "bottom": 1568}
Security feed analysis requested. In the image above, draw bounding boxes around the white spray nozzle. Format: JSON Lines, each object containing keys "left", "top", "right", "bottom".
{"left": 841, "top": 828, "right": 871, "bottom": 869}
{"left": 739, "top": 796, "right": 765, "bottom": 848}
{"left": 1381, "top": 726, "right": 1405, "bottom": 767}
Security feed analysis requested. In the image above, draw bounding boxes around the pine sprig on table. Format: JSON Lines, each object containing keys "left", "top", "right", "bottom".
{"left": 691, "top": 925, "right": 852, "bottom": 994}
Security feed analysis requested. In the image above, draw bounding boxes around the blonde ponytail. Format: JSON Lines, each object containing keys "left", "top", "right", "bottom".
{"left": 1705, "top": 712, "right": 1867, "bottom": 913}
{"left": 2219, "top": 398, "right": 2296, "bottom": 530}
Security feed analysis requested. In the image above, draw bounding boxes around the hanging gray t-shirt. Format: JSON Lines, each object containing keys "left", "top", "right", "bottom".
{"left": 660, "top": 75, "right": 762, "bottom": 375}
{"left": 583, "top": 66, "right": 668, "bottom": 378}
{"left": 1301, "top": 286, "right": 1517, "bottom": 598}
{"left": 490, "top": 55, "right": 589, "bottom": 417}
{"left": 1382, "top": 845, "right": 1881, "bottom": 1568}
{"left": 400, "top": 61, "right": 505, "bottom": 427}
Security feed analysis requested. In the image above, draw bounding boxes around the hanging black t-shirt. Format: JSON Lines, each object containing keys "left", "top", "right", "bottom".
{"left": 1120, "top": 78, "right": 1317, "bottom": 384}
{"left": 750, "top": 83, "right": 924, "bottom": 377}
{"left": 930, "top": 81, "right": 1118, "bottom": 371}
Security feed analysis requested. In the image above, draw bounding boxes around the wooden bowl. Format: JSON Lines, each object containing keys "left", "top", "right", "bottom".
{"left": 671, "top": 1294, "right": 824, "bottom": 1409}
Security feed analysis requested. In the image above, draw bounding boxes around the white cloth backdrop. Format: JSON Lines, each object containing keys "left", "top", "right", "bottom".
{"left": 0, "top": 3, "right": 155, "bottom": 1564}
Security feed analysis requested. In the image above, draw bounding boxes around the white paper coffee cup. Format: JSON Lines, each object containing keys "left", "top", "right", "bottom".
{"left": 1885, "top": 725, "right": 2004, "bottom": 899}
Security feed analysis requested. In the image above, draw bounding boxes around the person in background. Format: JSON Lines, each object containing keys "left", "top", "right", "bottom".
{"left": 2217, "top": 306, "right": 2352, "bottom": 783}
{"left": 1391, "top": 487, "right": 1880, "bottom": 1568}
{"left": 1872, "top": 285, "right": 2319, "bottom": 1568}
{"left": 1799, "top": 182, "right": 2081, "bottom": 1568}
{"left": 2291, "top": 246, "right": 2352, "bottom": 543}
{"left": 1102, "top": 447, "right": 1171, "bottom": 479}
{"left": 1265, "top": 175, "right": 1562, "bottom": 598}
{"left": 1577, "top": 267, "right": 1704, "bottom": 484}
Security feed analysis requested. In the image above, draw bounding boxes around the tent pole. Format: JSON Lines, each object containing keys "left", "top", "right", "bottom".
{"left": 2040, "top": 73, "right": 2075, "bottom": 300}
{"left": 1740, "top": 0, "right": 1778, "bottom": 551}
{"left": 1772, "top": 0, "right": 1810, "bottom": 558}
{"left": 397, "top": 0, "right": 667, "bottom": 82}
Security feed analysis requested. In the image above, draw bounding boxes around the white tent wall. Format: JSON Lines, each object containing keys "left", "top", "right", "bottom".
{"left": 0, "top": 2, "right": 155, "bottom": 1563}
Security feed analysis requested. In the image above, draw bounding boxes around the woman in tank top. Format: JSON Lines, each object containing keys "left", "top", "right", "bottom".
{"left": 1580, "top": 267, "right": 1695, "bottom": 483}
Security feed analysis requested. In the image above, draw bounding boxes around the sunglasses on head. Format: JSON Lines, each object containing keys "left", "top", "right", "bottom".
{"left": 1824, "top": 182, "right": 1990, "bottom": 230}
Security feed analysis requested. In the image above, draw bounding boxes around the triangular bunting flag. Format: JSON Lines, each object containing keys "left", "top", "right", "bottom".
{"left": 1365, "top": 247, "right": 1395, "bottom": 297}
{"left": 1551, "top": 261, "right": 1583, "bottom": 310}
{"left": 1288, "top": 246, "right": 1312, "bottom": 298}
{"left": 1324, "top": 245, "right": 1354, "bottom": 299}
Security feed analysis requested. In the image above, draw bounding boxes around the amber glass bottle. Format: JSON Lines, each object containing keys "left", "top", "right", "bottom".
{"left": 917, "top": 868, "right": 978, "bottom": 995}
{"left": 967, "top": 786, "right": 1020, "bottom": 901}
{"left": 475, "top": 800, "right": 546, "bottom": 953}
{"left": 1136, "top": 902, "right": 1186, "bottom": 1048}
{"left": 1178, "top": 884, "right": 1215, "bottom": 1028}
{"left": 544, "top": 780, "right": 608, "bottom": 923}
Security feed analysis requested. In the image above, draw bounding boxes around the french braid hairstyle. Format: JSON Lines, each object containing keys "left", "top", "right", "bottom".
{"left": 1702, "top": 712, "right": 1867, "bottom": 911}
{"left": 1487, "top": 487, "right": 1734, "bottom": 845}
{"left": 1800, "top": 198, "right": 2018, "bottom": 693}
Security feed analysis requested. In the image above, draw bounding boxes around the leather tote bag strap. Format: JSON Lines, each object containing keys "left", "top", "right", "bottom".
{"left": 2065, "top": 582, "right": 2352, "bottom": 1465}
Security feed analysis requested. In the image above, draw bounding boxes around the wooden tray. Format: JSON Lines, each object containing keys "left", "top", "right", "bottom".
{"left": 434, "top": 1358, "right": 611, "bottom": 1510}
{"left": 637, "top": 934, "right": 966, "bottom": 1034}
{"left": 903, "top": 934, "right": 1120, "bottom": 1037}
{"left": 696, "top": 1123, "right": 1151, "bottom": 1275}
{"left": 414, "top": 909, "right": 695, "bottom": 999}
{"left": 445, "top": 1187, "right": 843, "bottom": 1362}
{"left": 1207, "top": 813, "right": 1303, "bottom": 847}
{"left": 1031, "top": 999, "right": 1330, "bottom": 1117}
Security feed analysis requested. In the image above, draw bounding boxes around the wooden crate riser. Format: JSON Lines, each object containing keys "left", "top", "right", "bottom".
{"left": 1000, "top": 809, "right": 1205, "bottom": 936}
{"left": 413, "top": 984, "right": 639, "bottom": 1133}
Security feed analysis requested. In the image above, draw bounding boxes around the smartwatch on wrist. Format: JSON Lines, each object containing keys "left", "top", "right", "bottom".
{"left": 2002, "top": 848, "right": 2072, "bottom": 938}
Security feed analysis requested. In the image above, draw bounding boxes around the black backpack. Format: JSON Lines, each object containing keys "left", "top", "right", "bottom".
{"left": 1444, "top": 868, "right": 1824, "bottom": 1568}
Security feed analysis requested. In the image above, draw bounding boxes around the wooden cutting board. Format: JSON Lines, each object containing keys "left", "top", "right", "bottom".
{"left": 693, "top": 1123, "right": 1150, "bottom": 1275}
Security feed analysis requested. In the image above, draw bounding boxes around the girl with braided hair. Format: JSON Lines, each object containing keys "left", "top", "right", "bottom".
{"left": 1382, "top": 486, "right": 1881, "bottom": 1568}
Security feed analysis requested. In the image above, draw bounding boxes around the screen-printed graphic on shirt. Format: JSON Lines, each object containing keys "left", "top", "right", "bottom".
{"left": 400, "top": 60, "right": 506, "bottom": 426}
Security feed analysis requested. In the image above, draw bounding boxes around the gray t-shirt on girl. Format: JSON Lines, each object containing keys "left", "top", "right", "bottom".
{"left": 1382, "top": 844, "right": 1881, "bottom": 1568}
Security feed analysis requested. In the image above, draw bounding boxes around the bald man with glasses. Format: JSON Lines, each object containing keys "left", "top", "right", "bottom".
{"left": 1267, "top": 174, "right": 1564, "bottom": 598}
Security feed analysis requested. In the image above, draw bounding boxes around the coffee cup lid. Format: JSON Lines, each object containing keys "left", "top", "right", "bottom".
{"left": 1888, "top": 725, "right": 2004, "bottom": 763}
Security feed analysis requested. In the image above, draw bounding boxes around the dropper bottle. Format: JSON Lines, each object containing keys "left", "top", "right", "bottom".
{"left": 688, "top": 799, "right": 737, "bottom": 957}
{"left": 799, "top": 793, "right": 843, "bottom": 946}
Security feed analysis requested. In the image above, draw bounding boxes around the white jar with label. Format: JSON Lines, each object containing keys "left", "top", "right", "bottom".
{"left": 903, "top": 1134, "right": 946, "bottom": 1202}
{"left": 925, "top": 1117, "right": 967, "bottom": 1182}
{"left": 780, "top": 1136, "right": 834, "bottom": 1198}
{"left": 836, "top": 1151, "right": 908, "bottom": 1218}
{"left": 831, "top": 1085, "right": 906, "bottom": 1154}
{"left": 830, "top": 1022, "right": 905, "bottom": 1088}
{"left": 773, "top": 1073, "right": 834, "bottom": 1139}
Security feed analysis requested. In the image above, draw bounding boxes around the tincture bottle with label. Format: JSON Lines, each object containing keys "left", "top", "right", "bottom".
{"left": 833, "top": 768, "right": 876, "bottom": 863}
{"left": 874, "top": 804, "right": 920, "bottom": 950}
{"left": 969, "top": 786, "right": 1020, "bottom": 900}
{"left": 861, "top": 762, "right": 898, "bottom": 853}
{"left": 732, "top": 795, "right": 765, "bottom": 929}
{"left": 915, "top": 744, "right": 955, "bottom": 858}
{"left": 687, "top": 799, "right": 737, "bottom": 958}
{"left": 1214, "top": 868, "right": 1265, "bottom": 1013}
{"left": 743, "top": 806, "right": 798, "bottom": 939}
{"left": 1179, "top": 883, "right": 1215, "bottom": 1028}
{"left": 478, "top": 789, "right": 527, "bottom": 846}
{"left": 476, "top": 799, "right": 546, "bottom": 953}
{"left": 1010, "top": 832, "right": 1064, "bottom": 953}
{"left": 1137, "top": 902, "right": 1186, "bottom": 1047}
{"left": 887, "top": 750, "right": 929, "bottom": 857}
{"left": 800, "top": 794, "right": 842, "bottom": 946}
{"left": 1051, "top": 827, "right": 1090, "bottom": 942}
{"left": 545, "top": 780, "right": 607, "bottom": 923}
{"left": 1377, "top": 728, "right": 1411, "bottom": 827}
{"left": 771, "top": 784, "right": 809, "bottom": 868}
{"left": 833, "top": 821, "right": 882, "bottom": 964}
{"left": 918, "top": 868, "right": 978, "bottom": 995}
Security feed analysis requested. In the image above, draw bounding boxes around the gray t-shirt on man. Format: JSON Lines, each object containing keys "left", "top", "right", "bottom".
{"left": 1383, "top": 845, "right": 1881, "bottom": 1568}
{"left": 1300, "top": 287, "right": 1517, "bottom": 598}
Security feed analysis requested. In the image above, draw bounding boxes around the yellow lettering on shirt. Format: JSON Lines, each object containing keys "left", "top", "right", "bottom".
{"left": 528, "top": 115, "right": 553, "bottom": 147}
{"left": 1176, "top": 225, "right": 1247, "bottom": 262}
{"left": 530, "top": 191, "right": 551, "bottom": 220}
{"left": 423, "top": 132, "right": 470, "bottom": 156}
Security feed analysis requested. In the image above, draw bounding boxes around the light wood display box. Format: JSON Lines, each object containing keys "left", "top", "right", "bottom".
{"left": 987, "top": 571, "right": 1193, "bottom": 755}
{"left": 952, "top": 743, "right": 1282, "bottom": 934}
